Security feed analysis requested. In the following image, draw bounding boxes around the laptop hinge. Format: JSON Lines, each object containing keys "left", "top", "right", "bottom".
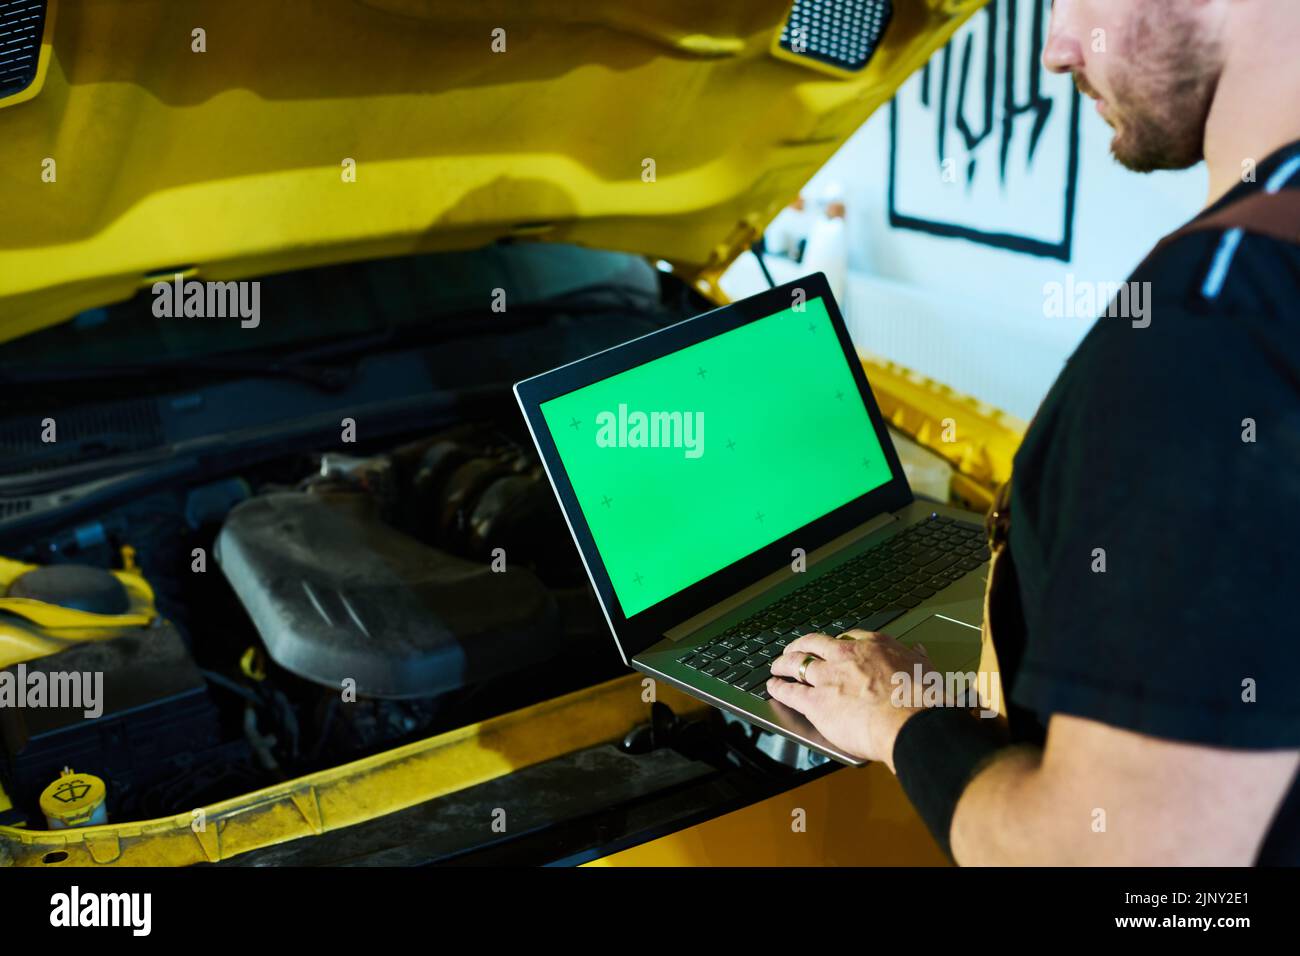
{"left": 662, "top": 511, "right": 899, "bottom": 643}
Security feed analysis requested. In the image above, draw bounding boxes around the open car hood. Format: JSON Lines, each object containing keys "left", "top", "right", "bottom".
{"left": 0, "top": 0, "right": 983, "bottom": 343}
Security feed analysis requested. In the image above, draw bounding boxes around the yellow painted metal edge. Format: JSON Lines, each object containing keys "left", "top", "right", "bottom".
{"left": 0, "top": 0, "right": 57, "bottom": 110}
{"left": 860, "top": 351, "right": 1026, "bottom": 511}
{"left": 0, "top": 674, "right": 704, "bottom": 867}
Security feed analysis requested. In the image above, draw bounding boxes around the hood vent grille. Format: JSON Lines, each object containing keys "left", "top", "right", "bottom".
{"left": 778, "top": 0, "right": 893, "bottom": 74}
{"left": 0, "top": 0, "right": 48, "bottom": 100}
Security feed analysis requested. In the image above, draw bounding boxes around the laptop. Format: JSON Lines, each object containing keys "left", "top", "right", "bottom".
{"left": 514, "top": 273, "right": 989, "bottom": 765}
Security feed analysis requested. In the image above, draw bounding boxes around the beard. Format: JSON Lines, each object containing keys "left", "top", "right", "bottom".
{"left": 1087, "top": 2, "right": 1222, "bottom": 174}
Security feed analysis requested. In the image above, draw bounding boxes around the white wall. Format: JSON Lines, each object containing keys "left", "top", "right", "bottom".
{"left": 724, "top": 0, "right": 1208, "bottom": 421}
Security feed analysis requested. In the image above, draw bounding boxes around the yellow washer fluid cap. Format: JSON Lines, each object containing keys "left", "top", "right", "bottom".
{"left": 39, "top": 768, "right": 108, "bottom": 829}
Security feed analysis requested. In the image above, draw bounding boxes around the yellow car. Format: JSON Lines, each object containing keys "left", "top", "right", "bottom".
{"left": 0, "top": 0, "right": 1008, "bottom": 867}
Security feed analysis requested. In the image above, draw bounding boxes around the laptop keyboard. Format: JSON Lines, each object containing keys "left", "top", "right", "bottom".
{"left": 674, "top": 513, "right": 989, "bottom": 701}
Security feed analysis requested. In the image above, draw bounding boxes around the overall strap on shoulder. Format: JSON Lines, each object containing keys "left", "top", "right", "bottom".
{"left": 1138, "top": 189, "right": 1300, "bottom": 283}
{"left": 1172, "top": 189, "right": 1300, "bottom": 246}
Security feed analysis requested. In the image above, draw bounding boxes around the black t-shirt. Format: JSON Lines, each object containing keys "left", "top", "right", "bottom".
{"left": 1002, "top": 141, "right": 1300, "bottom": 865}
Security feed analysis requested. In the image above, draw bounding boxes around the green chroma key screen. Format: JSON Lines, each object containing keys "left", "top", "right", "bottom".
{"left": 540, "top": 296, "right": 893, "bottom": 617}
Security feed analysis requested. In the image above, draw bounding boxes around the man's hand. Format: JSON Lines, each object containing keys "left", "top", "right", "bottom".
{"left": 767, "top": 630, "right": 935, "bottom": 768}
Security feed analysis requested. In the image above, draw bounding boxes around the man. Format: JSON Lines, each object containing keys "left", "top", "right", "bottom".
{"left": 768, "top": 0, "right": 1300, "bottom": 865}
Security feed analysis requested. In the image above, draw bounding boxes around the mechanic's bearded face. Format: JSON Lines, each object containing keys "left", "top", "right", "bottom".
{"left": 1044, "top": 0, "right": 1224, "bottom": 173}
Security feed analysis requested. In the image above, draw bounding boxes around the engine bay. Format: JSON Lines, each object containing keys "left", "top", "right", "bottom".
{"left": 0, "top": 258, "right": 817, "bottom": 834}
{"left": 0, "top": 421, "right": 627, "bottom": 826}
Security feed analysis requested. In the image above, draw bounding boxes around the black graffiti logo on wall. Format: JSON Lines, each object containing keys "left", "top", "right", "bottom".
{"left": 887, "top": 0, "right": 1081, "bottom": 261}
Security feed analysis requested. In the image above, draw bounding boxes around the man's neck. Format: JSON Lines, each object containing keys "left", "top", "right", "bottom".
{"left": 1202, "top": 13, "right": 1300, "bottom": 207}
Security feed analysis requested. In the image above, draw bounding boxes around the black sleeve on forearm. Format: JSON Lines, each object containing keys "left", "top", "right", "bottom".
{"left": 892, "top": 707, "right": 1009, "bottom": 861}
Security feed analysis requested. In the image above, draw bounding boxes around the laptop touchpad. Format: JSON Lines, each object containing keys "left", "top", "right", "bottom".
{"left": 896, "top": 615, "right": 982, "bottom": 673}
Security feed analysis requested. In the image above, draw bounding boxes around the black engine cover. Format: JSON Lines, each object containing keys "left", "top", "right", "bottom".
{"left": 215, "top": 493, "right": 560, "bottom": 699}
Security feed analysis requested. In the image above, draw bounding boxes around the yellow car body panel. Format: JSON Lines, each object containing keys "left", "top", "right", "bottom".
{"left": 1, "top": 0, "right": 985, "bottom": 340}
